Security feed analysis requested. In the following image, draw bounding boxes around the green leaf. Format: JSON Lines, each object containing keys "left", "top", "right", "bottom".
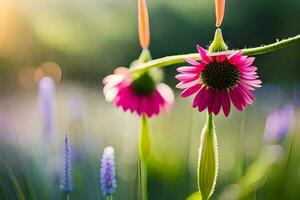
{"left": 197, "top": 113, "right": 218, "bottom": 200}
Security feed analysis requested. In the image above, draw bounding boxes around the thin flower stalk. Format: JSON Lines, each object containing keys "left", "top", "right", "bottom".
{"left": 60, "top": 133, "right": 73, "bottom": 197}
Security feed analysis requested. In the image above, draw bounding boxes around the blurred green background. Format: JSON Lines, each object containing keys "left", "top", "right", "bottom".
{"left": 0, "top": 0, "right": 300, "bottom": 199}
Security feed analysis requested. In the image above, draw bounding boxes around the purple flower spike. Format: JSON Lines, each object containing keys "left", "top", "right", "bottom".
{"left": 61, "top": 133, "right": 73, "bottom": 193}
{"left": 100, "top": 146, "right": 117, "bottom": 196}
{"left": 264, "top": 104, "right": 295, "bottom": 144}
{"left": 38, "top": 77, "right": 57, "bottom": 140}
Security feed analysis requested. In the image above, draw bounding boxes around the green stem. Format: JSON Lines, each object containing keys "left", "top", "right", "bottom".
{"left": 67, "top": 194, "right": 70, "bottom": 200}
{"left": 138, "top": 115, "right": 150, "bottom": 200}
{"left": 242, "top": 35, "right": 300, "bottom": 56}
{"left": 129, "top": 34, "right": 300, "bottom": 74}
{"left": 140, "top": 159, "right": 148, "bottom": 200}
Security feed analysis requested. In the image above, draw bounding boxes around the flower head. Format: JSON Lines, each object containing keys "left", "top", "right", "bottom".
{"left": 103, "top": 67, "right": 174, "bottom": 117}
{"left": 264, "top": 104, "right": 295, "bottom": 144}
{"left": 60, "top": 133, "right": 73, "bottom": 194}
{"left": 176, "top": 45, "right": 261, "bottom": 116}
{"left": 100, "top": 146, "right": 117, "bottom": 196}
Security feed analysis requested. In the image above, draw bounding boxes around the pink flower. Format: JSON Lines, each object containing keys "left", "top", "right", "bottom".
{"left": 103, "top": 67, "right": 174, "bottom": 117}
{"left": 176, "top": 45, "right": 262, "bottom": 117}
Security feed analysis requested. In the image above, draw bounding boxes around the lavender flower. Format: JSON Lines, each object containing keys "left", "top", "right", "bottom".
{"left": 38, "top": 77, "right": 56, "bottom": 140}
{"left": 264, "top": 104, "right": 295, "bottom": 144}
{"left": 100, "top": 146, "right": 117, "bottom": 196}
{"left": 61, "top": 133, "right": 74, "bottom": 194}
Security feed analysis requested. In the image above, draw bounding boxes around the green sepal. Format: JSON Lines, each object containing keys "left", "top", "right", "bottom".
{"left": 197, "top": 113, "right": 218, "bottom": 200}
{"left": 208, "top": 28, "right": 228, "bottom": 53}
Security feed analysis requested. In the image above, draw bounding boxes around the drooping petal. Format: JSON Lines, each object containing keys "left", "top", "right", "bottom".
{"left": 212, "top": 91, "right": 222, "bottom": 115}
{"left": 221, "top": 90, "right": 230, "bottom": 116}
{"left": 177, "top": 66, "right": 201, "bottom": 74}
{"left": 176, "top": 79, "right": 200, "bottom": 89}
{"left": 207, "top": 89, "right": 215, "bottom": 113}
{"left": 181, "top": 84, "right": 201, "bottom": 98}
{"left": 156, "top": 83, "right": 175, "bottom": 109}
{"left": 192, "top": 85, "right": 205, "bottom": 108}
{"left": 197, "top": 45, "right": 211, "bottom": 62}
{"left": 175, "top": 74, "right": 199, "bottom": 82}
{"left": 198, "top": 87, "right": 210, "bottom": 112}
{"left": 185, "top": 58, "right": 201, "bottom": 66}
{"left": 229, "top": 88, "right": 243, "bottom": 111}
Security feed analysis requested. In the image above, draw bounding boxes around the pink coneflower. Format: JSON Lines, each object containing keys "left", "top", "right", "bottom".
{"left": 176, "top": 45, "right": 261, "bottom": 116}
{"left": 103, "top": 67, "right": 174, "bottom": 118}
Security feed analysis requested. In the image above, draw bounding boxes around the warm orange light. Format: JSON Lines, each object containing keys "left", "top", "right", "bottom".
{"left": 215, "top": 0, "right": 225, "bottom": 27}
{"left": 138, "top": 0, "right": 150, "bottom": 49}
{"left": 35, "top": 61, "right": 62, "bottom": 83}
{"left": 34, "top": 68, "right": 45, "bottom": 83}
{"left": 19, "top": 67, "right": 36, "bottom": 90}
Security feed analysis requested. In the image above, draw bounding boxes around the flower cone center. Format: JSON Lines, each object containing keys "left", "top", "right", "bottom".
{"left": 132, "top": 72, "right": 156, "bottom": 95}
{"left": 201, "top": 59, "right": 240, "bottom": 90}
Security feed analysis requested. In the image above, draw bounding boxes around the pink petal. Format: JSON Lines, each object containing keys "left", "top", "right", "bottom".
{"left": 221, "top": 90, "right": 231, "bottom": 117}
{"left": 229, "top": 88, "right": 243, "bottom": 111}
{"left": 175, "top": 74, "right": 199, "bottom": 82}
{"left": 181, "top": 84, "right": 201, "bottom": 98}
{"left": 228, "top": 51, "right": 242, "bottom": 60}
{"left": 238, "top": 84, "right": 254, "bottom": 104}
{"left": 145, "top": 97, "right": 155, "bottom": 117}
{"left": 137, "top": 96, "right": 146, "bottom": 116}
{"left": 177, "top": 66, "right": 201, "bottom": 74}
{"left": 233, "top": 87, "right": 247, "bottom": 109}
{"left": 215, "top": 55, "right": 226, "bottom": 63}
{"left": 198, "top": 87, "right": 210, "bottom": 112}
{"left": 197, "top": 45, "right": 211, "bottom": 62}
{"left": 156, "top": 83, "right": 175, "bottom": 109}
{"left": 207, "top": 89, "right": 214, "bottom": 113}
{"left": 128, "top": 93, "right": 139, "bottom": 113}
{"left": 104, "top": 87, "right": 118, "bottom": 102}
{"left": 185, "top": 58, "right": 200, "bottom": 66}
{"left": 192, "top": 86, "right": 206, "bottom": 108}
{"left": 176, "top": 79, "right": 200, "bottom": 89}
{"left": 151, "top": 93, "right": 161, "bottom": 115}
{"left": 239, "top": 57, "right": 255, "bottom": 67}
{"left": 103, "top": 74, "right": 126, "bottom": 94}
{"left": 212, "top": 91, "right": 222, "bottom": 115}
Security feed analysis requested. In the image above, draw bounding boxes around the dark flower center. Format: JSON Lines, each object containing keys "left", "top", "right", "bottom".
{"left": 201, "top": 59, "right": 240, "bottom": 90}
{"left": 132, "top": 72, "right": 156, "bottom": 95}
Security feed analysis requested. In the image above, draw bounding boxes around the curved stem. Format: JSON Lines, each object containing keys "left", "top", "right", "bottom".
{"left": 129, "top": 53, "right": 199, "bottom": 74}
{"left": 129, "top": 34, "right": 300, "bottom": 74}
{"left": 242, "top": 34, "right": 300, "bottom": 55}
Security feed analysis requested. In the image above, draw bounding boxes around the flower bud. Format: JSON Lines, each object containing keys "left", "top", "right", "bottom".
{"left": 215, "top": 0, "right": 225, "bottom": 27}
{"left": 208, "top": 28, "right": 228, "bottom": 53}
{"left": 197, "top": 114, "right": 218, "bottom": 200}
{"left": 138, "top": 0, "right": 150, "bottom": 49}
